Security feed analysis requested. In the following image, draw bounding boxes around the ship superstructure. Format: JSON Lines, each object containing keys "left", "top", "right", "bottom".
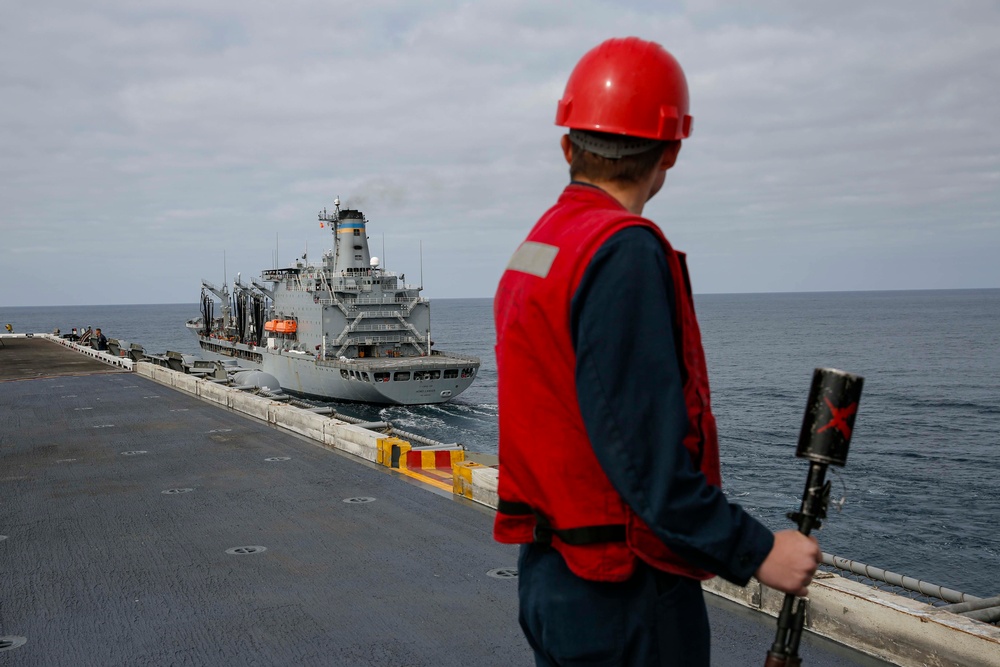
{"left": 186, "top": 198, "right": 479, "bottom": 404}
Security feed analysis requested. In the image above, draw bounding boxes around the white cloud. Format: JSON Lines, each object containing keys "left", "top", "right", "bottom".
{"left": 1, "top": 0, "right": 998, "bottom": 306}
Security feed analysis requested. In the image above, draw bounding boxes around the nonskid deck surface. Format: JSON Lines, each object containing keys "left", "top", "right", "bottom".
{"left": 0, "top": 365, "right": 528, "bottom": 666}
{"left": 0, "top": 341, "right": 886, "bottom": 666}
{"left": 0, "top": 337, "right": 126, "bottom": 382}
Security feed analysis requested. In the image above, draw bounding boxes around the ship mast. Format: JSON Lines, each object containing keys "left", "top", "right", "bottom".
{"left": 318, "top": 196, "right": 341, "bottom": 235}
{"left": 318, "top": 196, "right": 341, "bottom": 270}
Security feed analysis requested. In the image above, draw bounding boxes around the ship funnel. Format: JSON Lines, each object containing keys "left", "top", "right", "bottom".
{"left": 329, "top": 205, "right": 371, "bottom": 274}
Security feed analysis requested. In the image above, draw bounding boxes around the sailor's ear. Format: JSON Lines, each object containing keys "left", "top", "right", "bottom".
{"left": 560, "top": 134, "right": 574, "bottom": 165}
{"left": 659, "top": 140, "right": 682, "bottom": 171}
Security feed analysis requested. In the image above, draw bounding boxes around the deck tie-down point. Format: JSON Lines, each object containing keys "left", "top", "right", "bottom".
{"left": 0, "top": 637, "right": 27, "bottom": 652}
{"left": 487, "top": 568, "right": 518, "bottom": 580}
{"left": 225, "top": 546, "right": 267, "bottom": 555}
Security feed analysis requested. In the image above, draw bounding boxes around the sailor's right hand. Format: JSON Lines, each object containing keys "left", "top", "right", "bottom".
{"left": 754, "top": 530, "right": 821, "bottom": 597}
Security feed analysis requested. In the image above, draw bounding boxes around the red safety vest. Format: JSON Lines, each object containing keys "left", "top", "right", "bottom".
{"left": 494, "top": 184, "right": 722, "bottom": 582}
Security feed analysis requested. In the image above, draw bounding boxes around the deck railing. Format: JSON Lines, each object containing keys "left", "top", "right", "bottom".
{"left": 820, "top": 553, "right": 998, "bottom": 624}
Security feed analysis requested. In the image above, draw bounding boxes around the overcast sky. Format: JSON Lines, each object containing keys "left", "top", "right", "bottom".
{"left": 2, "top": 1, "right": 998, "bottom": 307}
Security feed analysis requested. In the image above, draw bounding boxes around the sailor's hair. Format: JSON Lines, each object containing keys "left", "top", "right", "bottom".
{"left": 568, "top": 130, "right": 671, "bottom": 184}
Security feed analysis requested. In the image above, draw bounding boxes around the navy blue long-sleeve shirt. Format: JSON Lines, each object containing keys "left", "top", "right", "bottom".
{"left": 570, "top": 224, "right": 773, "bottom": 585}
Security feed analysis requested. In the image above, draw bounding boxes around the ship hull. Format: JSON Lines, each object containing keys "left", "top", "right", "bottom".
{"left": 193, "top": 332, "right": 477, "bottom": 405}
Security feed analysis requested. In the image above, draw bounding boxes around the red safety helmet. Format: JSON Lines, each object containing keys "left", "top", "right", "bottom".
{"left": 556, "top": 37, "right": 693, "bottom": 141}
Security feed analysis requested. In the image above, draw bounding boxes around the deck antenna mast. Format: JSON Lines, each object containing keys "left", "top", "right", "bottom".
{"left": 318, "top": 196, "right": 341, "bottom": 266}
{"left": 419, "top": 240, "right": 423, "bottom": 290}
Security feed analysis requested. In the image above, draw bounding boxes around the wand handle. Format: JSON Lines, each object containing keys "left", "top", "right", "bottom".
{"left": 764, "top": 368, "right": 863, "bottom": 667}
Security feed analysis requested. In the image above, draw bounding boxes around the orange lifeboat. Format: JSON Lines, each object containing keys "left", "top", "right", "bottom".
{"left": 264, "top": 320, "right": 278, "bottom": 332}
{"left": 274, "top": 320, "right": 297, "bottom": 334}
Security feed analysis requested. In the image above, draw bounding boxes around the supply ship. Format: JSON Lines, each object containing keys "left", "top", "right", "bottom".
{"left": 185, "top": 198, "right": 479, "bottom": 405}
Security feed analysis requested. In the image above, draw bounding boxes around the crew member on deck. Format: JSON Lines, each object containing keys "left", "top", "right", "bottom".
{"left": 493, "top": 37, "right": 821, "bottom": 666}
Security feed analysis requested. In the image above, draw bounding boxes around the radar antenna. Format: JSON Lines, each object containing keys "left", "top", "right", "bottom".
{"left": 318, "top": 195, "right": 342, "bottom": 233}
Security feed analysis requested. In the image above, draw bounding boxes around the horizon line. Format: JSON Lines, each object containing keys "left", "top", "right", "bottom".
{"left": 4, "top": 286, "right": 1000, "bottom": 309}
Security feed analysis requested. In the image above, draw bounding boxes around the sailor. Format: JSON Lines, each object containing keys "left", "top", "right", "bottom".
{"left": 493, "top": 37, "right": 821, "bottom": 666}
{"left": 94, "top": 328, "right": 108, "bottom": 351}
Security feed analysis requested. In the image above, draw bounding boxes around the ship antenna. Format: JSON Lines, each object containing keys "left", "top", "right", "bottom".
{"left": 419, "top": 240, "right": 423, "bottom": 290}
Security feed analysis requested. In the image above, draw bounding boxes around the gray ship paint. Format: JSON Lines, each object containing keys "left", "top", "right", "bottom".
{"left": 186, "top": 198, "right": 480, "bottom": 405}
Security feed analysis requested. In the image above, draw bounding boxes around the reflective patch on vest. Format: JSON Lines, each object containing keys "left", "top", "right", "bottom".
{"left": 506, "top": 241, "right": 559, "bottom": 278}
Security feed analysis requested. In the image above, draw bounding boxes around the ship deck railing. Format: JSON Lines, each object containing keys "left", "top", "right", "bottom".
{"left": 349, "top": 310, "right": 416, "bottom": 319}
{"left": 315, "top": 296, "right": 428, "bottom": 306}
{"left": 316, "top": 352, "right": 480, "bottom": 372}
{"left": 350, "top": 324, "right": 410, "bottom": 333}
{"left": 331, "top": 334, "right": 418, "bottom": 346}
{"left": 820, "top": 553, "right": 999, "bottom": 624}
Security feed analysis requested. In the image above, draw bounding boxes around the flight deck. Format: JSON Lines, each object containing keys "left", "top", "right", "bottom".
{"left": 0, "top": 337, "right": 891, "bottom": 665}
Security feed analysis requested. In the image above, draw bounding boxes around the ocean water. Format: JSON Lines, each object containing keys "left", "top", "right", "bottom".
{"left": 3, "top": 290, "right": 998, "bottom": 598}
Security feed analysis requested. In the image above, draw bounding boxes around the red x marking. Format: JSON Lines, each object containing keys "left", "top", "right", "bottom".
{"left": 816, "top": 397, "right": 858, "bottom": 439}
